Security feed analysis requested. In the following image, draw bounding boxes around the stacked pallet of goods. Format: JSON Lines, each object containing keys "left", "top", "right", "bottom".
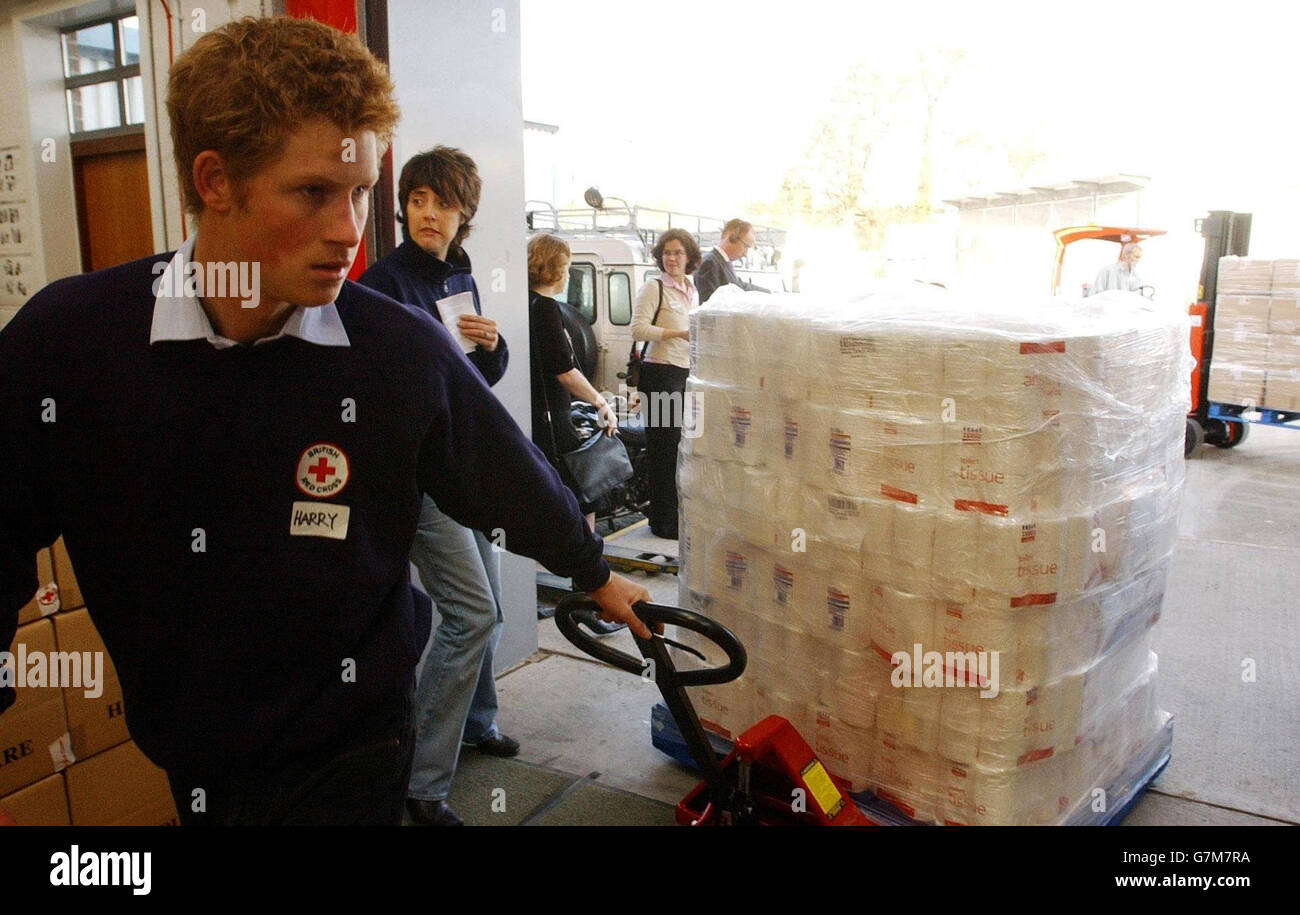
{"left": 1210, "top": 256, "right": 1300, "bottom": 410}
{"left": 673, "top": 285, "right": 1186, "bottom": 824}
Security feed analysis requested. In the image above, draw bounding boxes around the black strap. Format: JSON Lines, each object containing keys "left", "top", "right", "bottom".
{"left": 530, "top": 292, "right": 565, "bottom": 465}
{"left": 628, "top": 280, "right": 665, "bottom": 362}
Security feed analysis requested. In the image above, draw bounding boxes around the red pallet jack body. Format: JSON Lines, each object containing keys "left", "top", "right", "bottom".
{"left": 675, "top": 714, "right": 868, "bottom": 826}
{"left": 555, "top": 596, "right": 869, "bottom": 826}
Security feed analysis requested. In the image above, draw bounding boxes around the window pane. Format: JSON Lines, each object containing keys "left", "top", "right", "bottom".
{"left": 66, "top": 82, "right": 122, "bottom": 133}
{"left": 608, "top": 272, "right": 631, "bottom": 325}
{"left": 119, "top": 16, "right": 140, "bottom": 66}
{"left": 560, "top": 263, "right": 596, "bottom": 323}
{"left": 62, "top": 22, "right": 116, "bottom": 77}
{"left": 124, "top": 76, "right": 144, "bottom": 124}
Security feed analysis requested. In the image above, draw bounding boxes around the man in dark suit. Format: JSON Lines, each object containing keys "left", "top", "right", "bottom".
{"left": 694, "top": 217, "right": 770, "bottom": 304}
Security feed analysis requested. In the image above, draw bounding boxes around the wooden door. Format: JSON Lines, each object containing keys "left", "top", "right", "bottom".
{"left": 72, "top": 132, "right": 153, "bottom": 272}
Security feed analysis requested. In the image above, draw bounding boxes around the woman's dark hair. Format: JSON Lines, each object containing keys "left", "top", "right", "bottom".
{"left": 395, "top": 146, "right": 481, "bottom": 247}
{"left": 652, "top": 228, "right": 701, "bottom": 274}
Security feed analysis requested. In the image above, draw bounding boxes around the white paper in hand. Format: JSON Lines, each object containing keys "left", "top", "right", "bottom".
{"left": 436, "top": 291, "right": 477, "bottom": 354}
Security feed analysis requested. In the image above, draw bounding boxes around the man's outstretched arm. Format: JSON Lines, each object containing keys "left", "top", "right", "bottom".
{"left": 412, "top": 318, "right": 654, "bottom": 637}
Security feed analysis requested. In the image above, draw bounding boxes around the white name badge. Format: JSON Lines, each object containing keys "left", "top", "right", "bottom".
{"left": 290, "top": 501, "right": 351, "bottom": 540}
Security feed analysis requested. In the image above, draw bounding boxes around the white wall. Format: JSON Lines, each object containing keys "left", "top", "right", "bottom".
{"left": 386, "top": 0, "right": 537, "bottom": 671}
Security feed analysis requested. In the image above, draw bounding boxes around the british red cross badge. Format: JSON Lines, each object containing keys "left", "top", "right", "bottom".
{"left": 296, "top": 442, "right": 350, "bottom": 498}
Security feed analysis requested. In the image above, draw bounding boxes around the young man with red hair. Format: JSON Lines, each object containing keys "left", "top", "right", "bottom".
{"left": 0, "top": 15, "right": 648, "bottom": 826}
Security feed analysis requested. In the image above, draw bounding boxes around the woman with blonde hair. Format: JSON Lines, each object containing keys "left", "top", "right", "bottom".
{"left": 528, "top": 233, "right": 619, "bottom": 532}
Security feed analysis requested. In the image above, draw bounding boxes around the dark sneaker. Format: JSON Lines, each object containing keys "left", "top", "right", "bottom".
{"left": 464, "top": 733, "right": 521, "bottom": 758}
{"left": 406, "top": 798, "right": 464, "bottom": 827}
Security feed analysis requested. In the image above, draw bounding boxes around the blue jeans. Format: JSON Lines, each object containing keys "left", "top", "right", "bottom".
{"left": 407, "top": 495, "right": 504, "bottom": 801}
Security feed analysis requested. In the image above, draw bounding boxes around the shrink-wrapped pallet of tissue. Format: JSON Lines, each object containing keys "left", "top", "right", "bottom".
{"left": 673, "top": 284, "right": 1186, "bottom": 825}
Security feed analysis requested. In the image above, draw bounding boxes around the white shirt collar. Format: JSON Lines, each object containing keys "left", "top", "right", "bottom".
{"left": 712, "top": 244, "right": 733, "bottom": 263}
{"left": 149, "top": 235, "right": 351, "bottom": 349}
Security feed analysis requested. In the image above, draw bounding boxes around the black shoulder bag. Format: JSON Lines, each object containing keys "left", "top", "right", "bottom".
{"left": 624, "top": 280, "right": 664, "bottom": 389}
{"left": 532, "top": 302, "right": 633, "bottom": 505}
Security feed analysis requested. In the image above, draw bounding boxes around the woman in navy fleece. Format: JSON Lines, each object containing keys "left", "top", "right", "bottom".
{"left": 358, "top": 148, "right": 515, "bottom": 827}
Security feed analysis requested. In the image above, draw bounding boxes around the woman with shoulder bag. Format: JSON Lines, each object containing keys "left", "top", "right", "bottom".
{"left": 630, "top": 228, "right": 701, "bottom": 540}
{"left": 527, "top": 234, "right": 621, "bottom": 532}
{"left": 528, "top": 235, "right": 629, "bottom": 636}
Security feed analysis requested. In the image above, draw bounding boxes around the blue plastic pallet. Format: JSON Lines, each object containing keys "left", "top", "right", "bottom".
{"left": 650, "top": 702, "right": 1173, "bottom": 826}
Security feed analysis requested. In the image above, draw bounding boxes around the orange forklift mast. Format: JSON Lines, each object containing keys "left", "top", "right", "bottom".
{"left": 1186, "top": 211, "right": 1254, "bottom": 454}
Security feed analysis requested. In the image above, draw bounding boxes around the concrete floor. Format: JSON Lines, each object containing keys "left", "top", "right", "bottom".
{"left": 487, "top": 424, "right": 1300, "bottom": 826}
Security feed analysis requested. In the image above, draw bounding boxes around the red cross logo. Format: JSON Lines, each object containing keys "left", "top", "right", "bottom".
{"left": 307, "top": 457, "right": 336, "bottom": 484}
{"left": 296, "top": 443, "right": 350, "bottom": 498}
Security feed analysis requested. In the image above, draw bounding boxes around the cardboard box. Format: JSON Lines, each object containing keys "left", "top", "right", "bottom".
{"left": 1216, "top": 315, "right": 1268, "bottom": 337}
{"left": 1267, "top": 333, "right": 1300, "bottom": 371}
{"left": 1208, "top": 364, "right": 1266, "bottom": 407}
{"left": 53, "top": 610, "right": 129, "bottom": 759}
{"left": 1265, "top": 372, "right": 1300, "bottom": 411}
{"left": 1216, "top": 294, "right": 1272, "bottom": 334}
{"left": 0, "top": 620, "right": 75, "bottom": 796}
{"left": 1211, "top": 330, "right": 1269, "bottom": 367}
{"left": 65, "top": 740, "right": 178, "bottom": 826}
{"left": 1218, "top": 256, "right": 1272, "bottom": 294}
{"left": 1271, "top": 259, "right": 1300, "bottom": 292}
{"left": 16, "top": 549, "right": 59, "bottom": 626}
{"left": 51, "top": 538, "right": 83, "bottom": 611}
{"left": 1270, "top": 295, "right": 1300, "bottom": 335}
{"left": 0, "top": 773, "right": 70, "bottom": 825}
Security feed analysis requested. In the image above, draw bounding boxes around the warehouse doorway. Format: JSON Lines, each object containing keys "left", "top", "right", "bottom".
{"left": 71, "top": 131, "right": 152, "bottom": 272}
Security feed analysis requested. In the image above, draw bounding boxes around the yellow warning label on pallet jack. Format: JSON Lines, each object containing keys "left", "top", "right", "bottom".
{"left": 800, "top": 758, "right": 845, "bottom": 819}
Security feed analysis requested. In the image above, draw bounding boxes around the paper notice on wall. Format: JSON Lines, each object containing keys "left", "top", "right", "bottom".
{"left": 435, "top": 291, "right": 477, "bottom": 354}
{"left": 0, "top": 147, "right": 23, "bottom": 197}
{"left": 0, "top": 254, "right": 35, "bottom": 307}
{"left": 0, "top": 144, "right": 39, "bottom": 310}
{"left": 0, "top": 202, "right": 30, "bottom": 255}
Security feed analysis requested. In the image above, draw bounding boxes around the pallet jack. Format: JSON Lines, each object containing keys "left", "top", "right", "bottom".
{"left": 555, "top": 594, "right": 869, "bottom": 826}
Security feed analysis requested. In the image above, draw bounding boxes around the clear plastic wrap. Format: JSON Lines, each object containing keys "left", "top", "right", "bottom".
{"left": 675, "top": 283, "right": 1187, "bottom": 824}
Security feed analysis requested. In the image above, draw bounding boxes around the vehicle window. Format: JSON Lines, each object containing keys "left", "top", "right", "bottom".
{"left": 560, "top": 262, "right": 596, "bottom": 323}
{"left": 608, "top": 272, "right": 631, "bottom": 325}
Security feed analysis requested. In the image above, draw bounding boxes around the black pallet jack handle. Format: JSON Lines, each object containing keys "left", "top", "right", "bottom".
{"left": 554, "top": 595, "right": 747, "bottom": 810}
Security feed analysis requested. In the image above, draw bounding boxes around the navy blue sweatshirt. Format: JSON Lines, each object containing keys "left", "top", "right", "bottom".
{"left": 0, "top": 253, "right": 608, "bottom": 775}
{"left": 358, "top": 240, "right": 508, "bottom": 386}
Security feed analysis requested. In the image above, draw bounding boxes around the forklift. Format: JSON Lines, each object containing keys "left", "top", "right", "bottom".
{"left": 1050, "top": 225, "right": 1166, "bottom": 298}
{"left": 1051, "top": 213, "right": 1256, "bottom": 456}
{"left": 1185, "top": 210, "right": 1254, "bottom": 456}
